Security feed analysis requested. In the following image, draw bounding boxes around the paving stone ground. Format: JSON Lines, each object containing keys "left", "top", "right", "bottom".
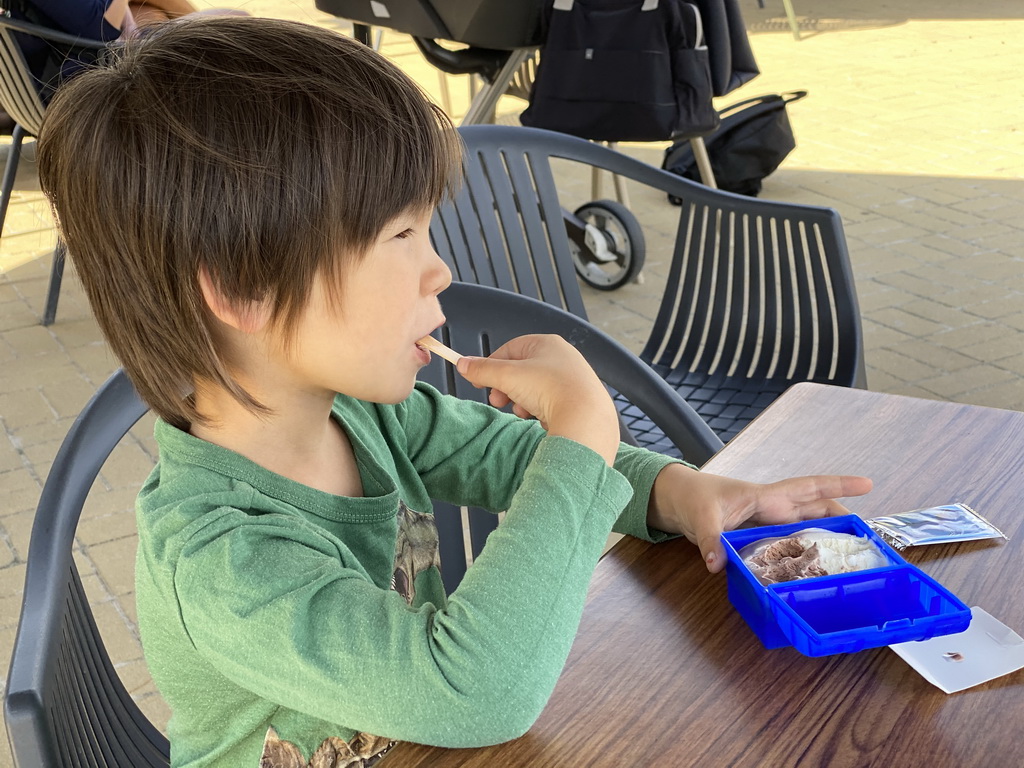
{"left": 1, "top": 1, "right": 1022, "bottom": 764}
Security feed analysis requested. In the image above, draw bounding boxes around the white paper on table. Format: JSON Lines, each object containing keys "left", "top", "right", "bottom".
{"left": 889, "top": 607, "right": 1024, "bottom": 693}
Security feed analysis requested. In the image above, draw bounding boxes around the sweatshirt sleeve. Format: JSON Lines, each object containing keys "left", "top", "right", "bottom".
{"left": 391, "top": 383, "right": 696, "bottom": 542}
{"left": 391, "top": 383, "right": 553, "bottom": 511}
{"left": 172, "top": 436, "right": 632, "bottom": 748}
{"left": 611, "top": 442, "right": 696, "bottom": 542}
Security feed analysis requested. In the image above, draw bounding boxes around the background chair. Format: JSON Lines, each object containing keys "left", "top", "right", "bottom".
{"left": 4, "top": 281, "right": 718, "bottom": 765}
{"left": 0, "top": 15, "right": 107, "bottom": 326}
{"left": 419, "top": 281, "right": 721, "bottom": 592}
{"left": 431, "top": 124, "right": 866, "bottom": 448}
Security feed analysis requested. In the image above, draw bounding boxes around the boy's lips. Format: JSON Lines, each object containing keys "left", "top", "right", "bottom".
{"left": 414, "top": 342, "right": 431, "bottom": 366}
{"left": 414, "top": 318, "right": 451, "bottom": 364}
{"left": 416, "top": 334, "right": 462, "bottom": 365}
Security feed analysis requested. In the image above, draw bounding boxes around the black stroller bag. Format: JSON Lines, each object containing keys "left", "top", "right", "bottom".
{"left": 663, "top": 90, "right": 807, "bottom": 197}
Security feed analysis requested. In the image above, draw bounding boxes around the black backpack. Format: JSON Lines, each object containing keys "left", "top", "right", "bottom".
{"left": 663, "top": 90, "right": 807, "bottom": 198}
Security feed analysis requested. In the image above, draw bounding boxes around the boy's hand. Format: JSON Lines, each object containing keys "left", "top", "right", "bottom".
{"left": 456, "top": 335, "right": 620, "bottom": 465}
{"left": 647, "top": 464, "right": 873, "bottom": 573}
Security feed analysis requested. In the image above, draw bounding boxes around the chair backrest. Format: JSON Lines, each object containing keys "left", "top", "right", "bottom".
{"left": 418, "top": 281, "right": 722, "bottom": 591}
{"left": 431, "top": 125, "right": 590, "bottom": 318}
{"left": 0, "top": 17, "right": 48, "bottom": 135}
{"left": 0, "top": 15, "right": 109, "bottom": 135}
{"left": 430, "top": 123, "right": 864, "bottom": 405}
{"left": 432, "top": 124, "right": 866, "bottom": 390}
{"left": 644, "top": 183, "right": 864, "bottom": 389}
{"left": 3, "top": 371, "right": 170, "bottom": 767}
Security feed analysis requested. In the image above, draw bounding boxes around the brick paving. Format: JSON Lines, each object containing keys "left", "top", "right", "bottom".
{"left": 1, "top": 1, "right": 1022, "bottom": 764}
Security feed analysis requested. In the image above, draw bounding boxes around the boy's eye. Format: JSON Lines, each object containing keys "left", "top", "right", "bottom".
{"left": 394, "top": 228, "right": 414, "bottom": 240}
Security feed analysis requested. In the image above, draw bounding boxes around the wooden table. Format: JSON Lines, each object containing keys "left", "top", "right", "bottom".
{"left": 391, "top": 384, "right": 1024, "bottom": 767}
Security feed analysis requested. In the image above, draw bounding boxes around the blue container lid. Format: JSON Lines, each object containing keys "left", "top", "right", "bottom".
{"left": 721, "top": 515, "right": 971, "bottom": 656}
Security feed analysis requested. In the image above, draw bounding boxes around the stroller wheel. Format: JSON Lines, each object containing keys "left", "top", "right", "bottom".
{"left": 569, "top": 200, "right": 646, "bottom": 291}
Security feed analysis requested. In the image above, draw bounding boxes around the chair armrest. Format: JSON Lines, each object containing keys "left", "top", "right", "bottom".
{"left": 438, "top": 282, "right": 724, "bottom": 464}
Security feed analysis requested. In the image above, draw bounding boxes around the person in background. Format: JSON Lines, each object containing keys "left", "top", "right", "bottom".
{"left": 3, "top": 0, "right": 247, "bottom": 104}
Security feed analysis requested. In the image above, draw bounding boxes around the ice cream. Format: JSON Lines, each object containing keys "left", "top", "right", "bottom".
{"left": 739, "top": 528, "right": 888, "bottom": 585}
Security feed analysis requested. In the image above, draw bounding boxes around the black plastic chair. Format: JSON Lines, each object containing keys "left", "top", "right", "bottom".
{"left": 420, "top": 281, "right": 721, "bottom": 592}
{"left": 0, "top": 15, "right": 107, "bottom": 326}
{"left": 432, "top": 124, "right": 866, "bottom": 446}
{"left": 3, "top": 371, "right": 169, "bottom": 767}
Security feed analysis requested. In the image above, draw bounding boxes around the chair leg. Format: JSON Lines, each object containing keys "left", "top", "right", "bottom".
{"left": 0, "top": 123, "right": 26, "bottom": 235}
{"left": 42, "top": 238, "right": 66, "bottom": 326}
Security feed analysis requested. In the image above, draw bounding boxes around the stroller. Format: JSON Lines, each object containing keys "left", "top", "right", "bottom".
{"left": 315, "top": 0, "right": 656, "bottom": 290}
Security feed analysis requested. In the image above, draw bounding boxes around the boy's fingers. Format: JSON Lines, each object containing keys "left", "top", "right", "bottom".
{"left": 698, "top": 536, "right": 727, "bottom": 574}
{"left": 488, "top": 389, "right": 511, "bottom": 409}
{"left": 457, "top": 351, "right": 540, "bottom": 395}
{"left": 512, "top": 403, "right": 536, "bottom": 421}
{"left": 456, "top": 356, "right": 531, "bottom": 415}
{"left": 456, "top": 355, "right": 504, "bottom": 389}
{"left": 695, "top": 475, "right": 873, "bottom": 575}
{"left": 775, "top": 474, "right": 873, "bottom": 503}
{"left": 455, "top": 354, "right": 479, "bottom": 380}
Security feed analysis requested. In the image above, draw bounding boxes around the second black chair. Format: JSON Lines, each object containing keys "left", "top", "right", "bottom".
{"left": 419, "top": 281, "right": 721, "bottom": 593}
{"left": 431, "top": 125, "right": 866, "bottom": 448}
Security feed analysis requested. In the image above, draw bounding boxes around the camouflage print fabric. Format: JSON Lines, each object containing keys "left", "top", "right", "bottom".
{"left": 261, "top": 727, "right": 395, "bottom": 768}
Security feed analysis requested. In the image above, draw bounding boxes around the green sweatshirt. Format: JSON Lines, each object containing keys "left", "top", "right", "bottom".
{"left": 136, "top": 383, "right": 682, "bottom": 767}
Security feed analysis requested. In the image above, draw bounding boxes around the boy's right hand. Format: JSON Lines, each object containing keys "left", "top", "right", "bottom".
{"left": 456, "top": 335, "right": 620, "bottom": 465}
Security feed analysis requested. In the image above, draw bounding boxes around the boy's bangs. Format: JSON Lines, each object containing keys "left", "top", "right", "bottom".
{"left": 323, "top": 94, "right": 462, "bottom": 262}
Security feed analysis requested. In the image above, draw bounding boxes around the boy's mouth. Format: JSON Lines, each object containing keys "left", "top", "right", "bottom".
{"left": 416, "top": 335, "right": 462, "bottom": 364}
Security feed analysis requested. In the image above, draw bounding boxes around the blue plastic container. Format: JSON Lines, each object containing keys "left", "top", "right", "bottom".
{"left": 721, "top": 515, "right": 971, "bottom": 656}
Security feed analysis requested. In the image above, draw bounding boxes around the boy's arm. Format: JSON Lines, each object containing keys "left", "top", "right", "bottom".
{"left": 399, "top": 382, "right": 694, "bottom": 539}
{"left": 171, "top": 436, "right": 632, "bottom": 749}
{"left": 401, "top": 335, "right": 619, "bottom": 511}
{"left": 396, "top": 382, "right": 547, "bottom": 511}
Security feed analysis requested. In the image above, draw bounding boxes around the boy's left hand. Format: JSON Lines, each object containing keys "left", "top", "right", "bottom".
{"left": 646, "top": 464, "right": 873, "bottom": 573}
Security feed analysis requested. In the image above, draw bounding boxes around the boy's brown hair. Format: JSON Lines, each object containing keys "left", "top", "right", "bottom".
{"left": 37, "top": 16, "right": 461, "bottom": 429}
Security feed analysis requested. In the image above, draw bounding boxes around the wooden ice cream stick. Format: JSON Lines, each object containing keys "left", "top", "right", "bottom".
{"left": 417, "top": 335, "right": 463, "bottom": 364}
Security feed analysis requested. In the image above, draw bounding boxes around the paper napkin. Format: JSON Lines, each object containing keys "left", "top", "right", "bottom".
{"left": 890, "top": 607, "right": 1024, "bottom": 693}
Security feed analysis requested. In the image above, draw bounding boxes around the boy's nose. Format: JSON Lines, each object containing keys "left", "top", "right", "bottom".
{"left": 426, "top": 248, "right": 452, "bottom": 296}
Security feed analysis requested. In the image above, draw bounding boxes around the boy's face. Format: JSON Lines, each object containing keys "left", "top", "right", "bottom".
{"left": 268, "top": 208, "right": 452, "bottom": 405}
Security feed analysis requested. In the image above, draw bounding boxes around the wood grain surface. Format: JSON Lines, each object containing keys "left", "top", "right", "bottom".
{"left": 387, "top": 384, "right": 1024, "bottom": 767}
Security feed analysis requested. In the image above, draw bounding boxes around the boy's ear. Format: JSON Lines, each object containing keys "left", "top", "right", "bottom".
{"left": 197, "top": 267, "right": 272, "bottom": 334}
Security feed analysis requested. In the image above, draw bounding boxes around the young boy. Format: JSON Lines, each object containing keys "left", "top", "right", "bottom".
{"left": 37, "top": 16, "right": 870, "bottom": 768}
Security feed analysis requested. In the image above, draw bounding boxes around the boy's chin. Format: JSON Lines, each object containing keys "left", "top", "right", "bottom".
{"left": 369, "top": 380, "right": 418, "bottom": 405}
